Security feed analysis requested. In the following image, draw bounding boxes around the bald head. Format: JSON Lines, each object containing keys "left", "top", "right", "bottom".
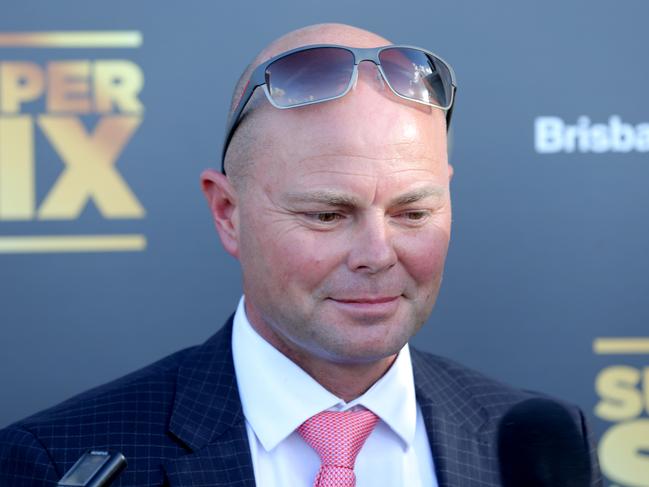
{"left": 224, "top": 23, "right": 393, "bottom": 183}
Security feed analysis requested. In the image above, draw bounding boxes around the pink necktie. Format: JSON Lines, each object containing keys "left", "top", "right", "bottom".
{"left": 298, "top": 409, "right": 379, "bottom": 487}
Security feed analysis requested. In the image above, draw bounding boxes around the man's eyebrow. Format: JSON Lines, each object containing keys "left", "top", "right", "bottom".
{"left": 284, "top": 191, "right": 362, "bottom": 208}
{"left": 285, "top": 187, "right": 445, "bottom": 208}
{"left": 389, "top": 187, "right": 445, "bottom": 207}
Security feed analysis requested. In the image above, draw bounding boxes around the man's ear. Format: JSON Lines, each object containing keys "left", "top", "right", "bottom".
{"left": 200, "top": 168, "right": 240, "bottom": 258}
{"left": 448, "top": 163, "right": 454, "bottom": 181}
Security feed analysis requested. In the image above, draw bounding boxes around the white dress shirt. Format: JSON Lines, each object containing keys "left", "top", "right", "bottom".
{"left": 231, "top": 296, "right": 438, "bottom": 487}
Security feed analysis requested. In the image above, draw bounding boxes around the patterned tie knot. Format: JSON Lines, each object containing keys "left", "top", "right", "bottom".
{"left": 298, "top": 409, "right": 379, "bottom": 486}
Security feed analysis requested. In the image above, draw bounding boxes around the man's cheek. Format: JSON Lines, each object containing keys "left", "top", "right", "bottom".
{"left": 280, "top": 250, "right": 336, "bottom": 295}
{"left": 409, "top": 238, "right": 449, "bottom": 281}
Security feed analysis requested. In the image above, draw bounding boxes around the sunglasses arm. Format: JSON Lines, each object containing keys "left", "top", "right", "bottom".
{"left": 221, "top": 66, "right": 268, "bottom": 173}
{"left": 445, "top": 85, "right": 456, "bottom": 131}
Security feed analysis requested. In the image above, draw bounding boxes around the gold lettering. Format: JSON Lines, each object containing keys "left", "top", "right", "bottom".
{"left": 0, "top": 116, "right": 34, "bottom": 219}
{"left": 645, "top": 367, "right": 649, "bottom": 413}
{"left": 94, "top": 61, "right": 144, "bottom": 113}
{"left": 599, "top": 419, "right": 649, "bottom": 487}
{"left": 47, "top": 61, "right": 91, "bottom": 113}
{"left": 0, "top": 62, "right": 44, "bottom": 113}
{"left": 595, "top": 365, "right": 643, "bottom": 421}
{"left": 37, "top": 115, "right": 145, "bottom": 219}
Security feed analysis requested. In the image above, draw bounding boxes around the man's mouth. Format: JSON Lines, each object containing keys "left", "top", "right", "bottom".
{"left": 327, "top": 295, "right": 402, "bottom": 317}
{"left": 332, "top": 296, "right": 400, "bottom": 304}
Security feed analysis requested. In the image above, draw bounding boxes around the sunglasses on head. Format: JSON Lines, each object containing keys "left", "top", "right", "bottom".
{"left": 221, "top": 44, "right": 457, "bottom": 172}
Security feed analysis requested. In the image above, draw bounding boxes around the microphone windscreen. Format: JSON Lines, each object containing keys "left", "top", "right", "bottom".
{"left": 497, "top": 397, "right": 591, "bottom": 487}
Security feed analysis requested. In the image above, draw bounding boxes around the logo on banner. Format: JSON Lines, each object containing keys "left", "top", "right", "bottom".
{"left": 535, "top": 116, "right": 649, "bottom": 154}
{"left": 0, "top": 31, "right": 145, "bottom": 253}
{"left": 594, "top": 337, "right": 649, "bottom": 486}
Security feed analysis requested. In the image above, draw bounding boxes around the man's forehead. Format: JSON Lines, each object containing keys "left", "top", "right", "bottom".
{"left": 248, "top": 85, "right": 448, "bottom": 186}
{"left": 286, "top": 141, "right": 444, "bottom": 170}
{"left": 268, "top": 99, "right": 447, "bottom": 165}
{"left": 266, "top": 147, "right": 448, "bottom": 195}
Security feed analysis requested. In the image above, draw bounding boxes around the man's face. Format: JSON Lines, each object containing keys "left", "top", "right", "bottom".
{"left": 225, "top": 64, "right": 451, "bottom": 365}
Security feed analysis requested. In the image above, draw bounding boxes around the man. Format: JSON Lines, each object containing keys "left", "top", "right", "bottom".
{"left": 0, "top": 23, "right": 601, "bottom": 486}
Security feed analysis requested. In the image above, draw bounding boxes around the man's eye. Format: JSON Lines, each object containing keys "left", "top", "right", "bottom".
{"left": 402, "top": 210, "right": 428, "bottom": 221}
{"left": 307, "top": 212, "right": 343, "bottom": 223}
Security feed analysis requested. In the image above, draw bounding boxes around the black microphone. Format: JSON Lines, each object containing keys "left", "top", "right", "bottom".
{"left": 57, "top": 450, "right": 127, "bottom": 487}
{"left": 497, "top": 397, "right": 591, "bottom": 487}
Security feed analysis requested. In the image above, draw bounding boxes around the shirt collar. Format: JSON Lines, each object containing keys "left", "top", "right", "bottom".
{"left": 231, "top": 295, "right": 418, "bottom": 452}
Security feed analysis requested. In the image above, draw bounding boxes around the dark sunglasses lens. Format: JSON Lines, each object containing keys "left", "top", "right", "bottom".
{"left": 379, "top": 48, "right": 452, "bottom": 109}
{"left": 266, "top": 47, "right": 354, "bottom": 107}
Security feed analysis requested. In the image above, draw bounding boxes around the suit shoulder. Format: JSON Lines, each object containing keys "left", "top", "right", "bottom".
{"left": 410, "top": 348, "right": 591, "bottom": 428}
{"left": 411, "top": 347, "right": 532, "bottom": 397}
{"left": 410, "top": 347, "right": 548, "bottom": 421}
{"left": 0, "top": 320, "right": 237, "bottom": 486}
{"left": 0, "top": 346, "right": 199, "bottom": 485}
{"left": 0, "top": 425, "right": 60, "bottom": 485}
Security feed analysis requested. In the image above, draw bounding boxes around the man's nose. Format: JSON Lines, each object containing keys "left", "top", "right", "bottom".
{"left": 347, "top": 214, "right": 397, "bottom": 274}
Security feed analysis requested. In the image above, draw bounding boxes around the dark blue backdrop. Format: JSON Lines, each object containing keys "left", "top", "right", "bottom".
{"left": 1, "top": 2, "right": 647, "bottom": 485}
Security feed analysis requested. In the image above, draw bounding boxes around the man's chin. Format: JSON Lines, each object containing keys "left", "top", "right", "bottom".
{"left": 311, "top": 331, "right": 411, "bottom": 366}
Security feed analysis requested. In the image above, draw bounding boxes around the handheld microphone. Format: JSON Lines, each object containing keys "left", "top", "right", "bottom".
{"left": 57, "top": 450, "right": 126, "bottom": 487}
{"left": 497, "top": 397, "right": 591, "bottom": 487}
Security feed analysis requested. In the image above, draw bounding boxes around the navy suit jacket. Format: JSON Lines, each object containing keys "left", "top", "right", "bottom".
{"left": 0, "top": 317, "right": 602, "bottom": 486}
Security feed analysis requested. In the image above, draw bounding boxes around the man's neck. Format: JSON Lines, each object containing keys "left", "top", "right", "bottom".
{"left": 282, "top": 346, "right": 397, "bottom": 403}
{"left": 247, "top": 315, "right": 397, "bottom": 403}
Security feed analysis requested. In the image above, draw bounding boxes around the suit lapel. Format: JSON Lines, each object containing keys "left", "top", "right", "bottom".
{"left": 163, "top": 317, "right": 256, "bottom": 487}
{"left": 411, "top": 349, "right": 500, "bottom": 487}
